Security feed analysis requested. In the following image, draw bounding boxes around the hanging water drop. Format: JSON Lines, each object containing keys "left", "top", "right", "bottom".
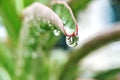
{"left": 66, "top": 35, "right": 79, "bottom": 47}
{"left": 53, "top": 29, "right": 60, "bottom": 36}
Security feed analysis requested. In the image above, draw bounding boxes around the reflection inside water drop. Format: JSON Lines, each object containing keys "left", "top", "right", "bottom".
{"left": 66, "top": 35, "right": 79, "bottom": 47}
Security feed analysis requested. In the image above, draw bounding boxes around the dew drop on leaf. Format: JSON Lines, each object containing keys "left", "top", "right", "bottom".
{"left": 53, "top": 29, "right": 60, "bottom": 36}
{"left": 66, "top": 35, "right": 79, "bottom": 47}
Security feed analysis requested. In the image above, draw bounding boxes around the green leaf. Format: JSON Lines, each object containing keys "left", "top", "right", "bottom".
{"left": 20, "top": 2, "right": 64, "bottom": 53}
{"left": 94, "top": 68, "right": 120, "bottom": 80}
{"left": 59, "top": 64, "right": 79, "bottom": 80}
{"left": 16, "top": 3, "right": 64, "bottom": 79}
{"left": 37, "top": 0, "right": 51, "bottom": 5}
{"left": 51, "top": 1, "right": 78, "bottom": 36}
{"left": 23, "top": 0, "right": 50, "bottom": 7}
{"left": 15, "top": 0, "right": 24, "bottom": 15}
{"left": 0, "top": 42, "right": 14, "bottom": 78}
{"left": 0, "top": 67, "right": 11, "bottom": 80}
{"left": 69, "top": 0, "right": 92, "bottom": 16}
{"left": 0, "top": 0, "right": 21, "bottom": 44}
{"left": 24, "top": 0, "right": 35, "bottom": 7}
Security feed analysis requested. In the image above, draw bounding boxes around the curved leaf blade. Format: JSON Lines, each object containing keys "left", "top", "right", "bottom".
{"left": 51, "top": 1, "right": 78, "bottom": 36}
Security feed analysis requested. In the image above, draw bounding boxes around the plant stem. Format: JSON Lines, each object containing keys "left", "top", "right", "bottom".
{"left": 59, "top": 23, "right": 120, "bottom": 80}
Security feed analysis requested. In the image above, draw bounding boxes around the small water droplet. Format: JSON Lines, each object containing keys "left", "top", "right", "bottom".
{"left": 66, "top": 35, "right": 79, "bottom": 47}
{"left": 53, "top": 29, "right": 60, "bottom": 36}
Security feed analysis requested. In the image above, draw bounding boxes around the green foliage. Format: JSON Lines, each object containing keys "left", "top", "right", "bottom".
{"left": 94, "top": 68, "right": 120, "bottom": 80}
{"left": 0, "top": 0, "right": 106, "bottom": 80}
{"left": 51, "top": 1, "right": 77, "bottom": 36}
{"left": 0, "top": 0, "right": 83, "bottom": 80}
{"left": 69, "top": 0, "right": 92, "bottom": 16}
{"left": 0, "top": 0, "right": 21, "bottom": 44}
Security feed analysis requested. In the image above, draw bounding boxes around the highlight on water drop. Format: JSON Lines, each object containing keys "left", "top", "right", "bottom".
{"left": 53, "top": 29, "right": 61, "bottom": 36}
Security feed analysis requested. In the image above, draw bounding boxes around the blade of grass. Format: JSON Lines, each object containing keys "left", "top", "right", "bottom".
{"left": 0, "top": 42, "right": 14, "bottom": 79}
{"left": 15, "top": 0, "right": 24, "bottom": 15}
{"left": 94, "top": 68, "right": 120, "bottom": 80}
{"left": 0, "top": 0, "right": 21, "bottom": 44}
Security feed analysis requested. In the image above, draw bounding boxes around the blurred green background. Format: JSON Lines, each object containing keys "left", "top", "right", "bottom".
{"left": 0, "top": 0, "right": 120, "bottom": 80}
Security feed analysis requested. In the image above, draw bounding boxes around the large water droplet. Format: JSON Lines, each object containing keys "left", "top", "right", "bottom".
{"left": 66, "top": 35, "right": 79, "bottom": 47}
{"left": 53, "top": 29, "right": 60, "bottom": 36}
